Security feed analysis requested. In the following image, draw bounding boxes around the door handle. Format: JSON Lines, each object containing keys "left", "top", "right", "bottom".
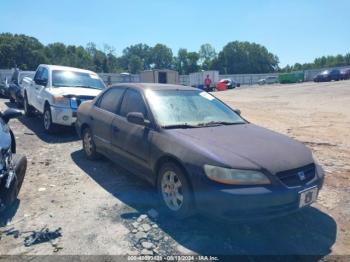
{"left": 112, "top": 126, "right": 119, "bottom": 133}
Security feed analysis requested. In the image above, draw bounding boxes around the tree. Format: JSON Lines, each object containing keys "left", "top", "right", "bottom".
{"left": 199, "top": 44, "right": 216, "bottom": 70}
{"left": 186, "top": 52, "right": 200, "bottom": 73}
{"left": 128, "top": 55, "right": 143, "bottom": 74}
{"left": 175, "top": 48, "right": 188, "bottom": 75}
{"left": 215, "top": 41, "right": 279, "bottom": 74}
{"left": 122, "top": 43, "right": 152, "bottom": 70}
{"left": 150, "top": 44, "right": 173, "bottom": 69}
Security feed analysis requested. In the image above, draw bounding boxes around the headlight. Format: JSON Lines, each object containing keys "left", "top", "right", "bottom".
{"left": 52, "top": 95, "right": 70, "bottom": 107}
{"left": 204, "top": 165, "right": 271, "bottom": 185}
{"left": 70, "top": 97, "right": 78, "bottom": 109}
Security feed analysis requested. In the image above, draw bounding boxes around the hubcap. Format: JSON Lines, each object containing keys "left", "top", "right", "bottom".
{"left": 44, "top": 110, "right": 51, "bottom": 130}
{"left": 161, "top": 171, "right": 184, "bottom": 211}
{"left": 83, "top": 131, "right": 93, "bottom": 156}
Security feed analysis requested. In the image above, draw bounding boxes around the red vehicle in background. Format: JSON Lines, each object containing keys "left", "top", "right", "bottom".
{"left": 216, "top": 78, "right": 240, "bottom": 91}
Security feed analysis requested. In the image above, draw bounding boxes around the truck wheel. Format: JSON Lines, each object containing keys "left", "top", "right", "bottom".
{"left": 82, "top": 127, "right": 100, "bottom": 160}
{"left": 157, "top": 162, "right": 195, "bottom": 219}
{"left": 23, "top": 94, "right": 34, "bottom": 117}
{"left": 43, "top": 105, "right": 57, "bottom": 134}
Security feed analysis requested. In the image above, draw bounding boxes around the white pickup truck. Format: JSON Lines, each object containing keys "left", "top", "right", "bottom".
{"left": 23, "top": 64, "right": 106, "bottom": 133}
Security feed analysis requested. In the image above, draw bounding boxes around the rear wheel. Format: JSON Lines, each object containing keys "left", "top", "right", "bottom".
{"left": 157, "top": 162, "right": 194, "bottom": 218}
{"left": 82, "top": 127, "right": 100, "bottom": 160}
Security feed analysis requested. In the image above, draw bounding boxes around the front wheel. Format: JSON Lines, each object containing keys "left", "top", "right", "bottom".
{"left": 157, "top": 162, "right": 194, "bottom": 218}
{"left": 43, "top": 106, "right": 57, "bottom": 133}
{"left": 82, "top": 127, "right": 100, "bottom": 160}
{"left": 23, "top": 94, "right": 34, "bottom": 117}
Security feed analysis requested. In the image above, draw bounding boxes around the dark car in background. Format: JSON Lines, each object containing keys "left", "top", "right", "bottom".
{"left": 314, "top": 69, "right": 341, "bottom": 82}
{"left": 340, "top": 68, "right": 350, "bottom": 80}
{"left": 8, "top": 69, "right": 35, "bottom": 105}
{"left": 0, "top": 72, "right": 11, "bottom": 98}
{"left": 76, "top": 83, "right": 324, "bottom": 221}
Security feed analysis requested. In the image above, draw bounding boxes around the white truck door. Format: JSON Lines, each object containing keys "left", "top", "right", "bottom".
{"left": 34, "top": 67, "right": 49, "bottom": 112}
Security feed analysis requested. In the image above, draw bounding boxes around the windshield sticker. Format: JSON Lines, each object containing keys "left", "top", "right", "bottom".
{"left": 200, "top": 92, "right": 215, "bottom": 101}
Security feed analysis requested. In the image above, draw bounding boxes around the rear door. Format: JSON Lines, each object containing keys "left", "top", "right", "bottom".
{"left": 90, "top": 87, "right": 126, "bottom": 152}
{"left": 111, "top": 88, "right": 153, "bottom": 172}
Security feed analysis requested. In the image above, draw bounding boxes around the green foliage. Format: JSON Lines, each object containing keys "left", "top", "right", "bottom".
{"left": 281, "top": 53, "right": 350, "bottom": 72}
{"left": 214, "top": 41, "right": 279, "bottom": 74}
{"left": 1, "top": 33, "right": 348, "bottom": 75}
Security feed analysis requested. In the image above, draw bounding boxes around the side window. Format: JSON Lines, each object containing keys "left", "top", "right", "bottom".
{"left": 120, "top": 89, "right": 147, "bottom": 118}
{"left": 41, "top": 68, "right": 48, "bottom": 82}
{"left": 34, "top": 67, "right": 43, "bottom": 81}
{"left": 97, "top": 88, "right": 125, "bottom": 113}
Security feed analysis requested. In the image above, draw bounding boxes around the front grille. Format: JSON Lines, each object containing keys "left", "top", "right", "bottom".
{"left": 76, "top": 96, "right": 95, "bottom": 107}
{"left": 276, "top": 163, "right": 316, "bottom": 187}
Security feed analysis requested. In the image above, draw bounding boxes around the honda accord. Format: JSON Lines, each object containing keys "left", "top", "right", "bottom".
{"left": 76, "top": 83, "right": 324, "bottom": 221}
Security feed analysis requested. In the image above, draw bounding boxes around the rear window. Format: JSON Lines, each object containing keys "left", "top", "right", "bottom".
{"left": 97, "top": 88, "right": 125, "bottom": 113}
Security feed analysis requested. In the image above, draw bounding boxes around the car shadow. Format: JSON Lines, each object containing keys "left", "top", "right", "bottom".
{"left": 0, "top": 200, "right": 20, "bottom": 227}
{"left": 71, "top": 149, "right": 337, "bottom": 257}
{"left": 3, "top": 101, "right": 79, "bottom": 144}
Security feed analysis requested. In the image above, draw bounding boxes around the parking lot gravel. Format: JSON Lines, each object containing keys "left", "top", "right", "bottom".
{"left": 0, "top": 80, "right": 349, "bottom": 257}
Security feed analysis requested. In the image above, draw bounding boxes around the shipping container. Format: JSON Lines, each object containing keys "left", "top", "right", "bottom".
{"left": 279, "top": 71, "right": 305, "bottom": 84}
{"left": 140, "top": 70, "right": 179, "bottom": 84}
{"left": 189, "top": 71, "right": 219, "bottom": 88}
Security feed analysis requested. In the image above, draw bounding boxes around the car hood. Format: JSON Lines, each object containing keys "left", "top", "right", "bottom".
{"left": 168, "top": 124, "right": 313, "bottom": 175}
{"left": 49, "top": 86, "right": 103, "bottom": 97}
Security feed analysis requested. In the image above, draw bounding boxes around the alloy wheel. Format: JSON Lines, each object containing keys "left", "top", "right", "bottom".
{"left": 161, "top": 171, "right": 184, "bottom": 211}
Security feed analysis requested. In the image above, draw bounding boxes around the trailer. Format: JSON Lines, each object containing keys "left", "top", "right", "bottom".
{"left": 189, "top": 70, "right": 219, "bottom": 89}
{"left": 140, "top": 69, "right": 178, "bottom": 84}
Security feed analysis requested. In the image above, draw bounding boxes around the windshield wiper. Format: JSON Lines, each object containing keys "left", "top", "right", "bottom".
{"left": 161, "top": 123, "right": 200, "bottom": 129}
{"left": 70, "top": 85, "right": 101, "bottom": 90}
{"left": 197, "top": 121, "right": 244, "bottom": 127}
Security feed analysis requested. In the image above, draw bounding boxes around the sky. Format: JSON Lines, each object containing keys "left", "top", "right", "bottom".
{"left": 0, "top": 0, "right": 349, "bottom": 67}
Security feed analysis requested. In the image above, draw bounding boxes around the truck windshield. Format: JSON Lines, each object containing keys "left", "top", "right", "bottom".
{"left": 145, "top": 89, "right": 245, "bottom": 128}
{"left": 52, "top": 70, "right": 105, "bottom": 90}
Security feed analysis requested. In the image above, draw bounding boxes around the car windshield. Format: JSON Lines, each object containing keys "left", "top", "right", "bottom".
{"left": 145, "top": 89, "right": 245, "bottom": 128}
{"left": 321, "top": 70, "right": 329, "bottom": 75}
{"left": 52, "top": 70, "right": 105, "bottom": 90}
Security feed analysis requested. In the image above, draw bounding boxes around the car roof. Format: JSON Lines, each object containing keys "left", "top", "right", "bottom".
{"left": 110, "top": 83, "right": 197, "bottom": 92}
{"left": 39, "top": 64, "right": 98, "bottom": 75}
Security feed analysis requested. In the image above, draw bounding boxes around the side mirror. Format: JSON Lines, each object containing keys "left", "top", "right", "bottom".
{"left": 2, "top": 108, "right": 22, "bottom": 123}
{"left": 35, "top": 79, "right": 47, "bottom": 86}
{"left": 127, "top": 112, "right": 149, "bottom": 126}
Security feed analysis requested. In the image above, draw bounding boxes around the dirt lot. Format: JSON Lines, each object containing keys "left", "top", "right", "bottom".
{"left": 0, "top": 81, "right": 349, "bottom": 258}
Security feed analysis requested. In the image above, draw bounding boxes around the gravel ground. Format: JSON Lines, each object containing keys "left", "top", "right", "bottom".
{"left": 0, "top": 80, "right": 349, "bottom": 258}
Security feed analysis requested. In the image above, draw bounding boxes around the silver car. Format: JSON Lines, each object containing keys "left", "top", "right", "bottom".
{"left": 258, "top": 76, "right": 279, "bottom": 85}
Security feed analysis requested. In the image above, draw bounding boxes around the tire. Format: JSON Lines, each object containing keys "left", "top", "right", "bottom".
{"left": 43, "top": 105, "right": 57, "bottom": 134}
{"left": 23, "top": 94, "right": 34, "bottom": 117}
{"left": 157, "top": 162, "right": 195, "bottom": 219}
{"left": 82, "top": 127, "right": 100, "bottom": 160}
{"left": 0, "top": 154, "right": 27, "bottom": 211}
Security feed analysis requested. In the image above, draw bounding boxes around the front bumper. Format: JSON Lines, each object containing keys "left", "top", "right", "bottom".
{"left": 50, "top": 106, "right": 77, "bottom": 126}
{"left": 192, "top": 165, "right": 325, "bottom": 222}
